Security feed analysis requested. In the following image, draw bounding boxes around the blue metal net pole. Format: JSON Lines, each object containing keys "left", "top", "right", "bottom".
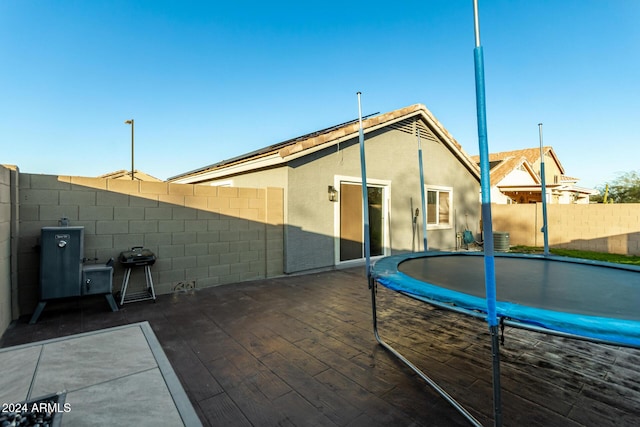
{"left": 472, "top": 1, "right": 502, "bottom": 425}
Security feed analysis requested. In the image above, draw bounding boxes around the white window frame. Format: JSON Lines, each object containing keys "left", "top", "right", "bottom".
{"left": 425, "top": 185, "right": 453, "bottom": 230}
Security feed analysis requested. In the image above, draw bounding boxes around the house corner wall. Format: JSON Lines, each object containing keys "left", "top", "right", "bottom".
{"left": 0, "top": 165, "right": 15, "bottom": 334}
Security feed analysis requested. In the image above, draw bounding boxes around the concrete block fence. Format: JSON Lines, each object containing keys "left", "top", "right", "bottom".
{"left": 0, "top": 165, "right": 16, "bottom": 333}
{"left": 6, "top": 169, "right": 284, "bottom": 319}
{"left": 492, "top": 203, "right": 640, "bottom": 256}
{"left": 3, "top": 163, "right": 638, "bottom": 332}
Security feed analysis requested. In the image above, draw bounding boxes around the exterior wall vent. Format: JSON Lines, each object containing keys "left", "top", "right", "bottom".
{"left": 389, "top": 117, "right": 415, "bottom": 135}
{"left": 389, "top": 118, "right": 438, "bottom": 143}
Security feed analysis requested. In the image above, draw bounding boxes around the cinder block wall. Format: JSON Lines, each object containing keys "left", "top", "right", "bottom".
{"left": 16, "top": 173, "right": 284, "bottom": 317}
{"left": 492, "top": 203, "right": 640, "bottom": 255}
{"left": 0, "top": 166, "right": 13, "bottom": 331}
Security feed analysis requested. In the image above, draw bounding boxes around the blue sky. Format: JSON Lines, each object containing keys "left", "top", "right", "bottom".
{"left": 1, "top": 1, "right": 638, "bottom": 189}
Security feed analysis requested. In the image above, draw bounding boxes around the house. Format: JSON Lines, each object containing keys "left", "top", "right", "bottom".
{"left": 470, "top": 147, "right": 598, "bottom": 205}
{"left": 98, "top": 169, "right": 163, "bottom": 181}
{"left": 169, "top": 104, "right": 481, "bottom": 273}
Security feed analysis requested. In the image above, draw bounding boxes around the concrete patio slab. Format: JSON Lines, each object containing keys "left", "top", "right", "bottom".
{"left": 0, "top": 321, "right": 201, "bottom": 427}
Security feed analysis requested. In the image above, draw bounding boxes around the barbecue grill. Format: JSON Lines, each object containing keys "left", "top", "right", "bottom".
{"left": 118, "top": 246, "right": 156, "bottom": 304}
{"left": 119, "top": 247, "right": 156, "bottom": 266}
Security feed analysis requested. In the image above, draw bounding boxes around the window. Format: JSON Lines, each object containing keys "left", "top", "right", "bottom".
{"left": 426, "top": 186, "right": 452, "bottom": 228}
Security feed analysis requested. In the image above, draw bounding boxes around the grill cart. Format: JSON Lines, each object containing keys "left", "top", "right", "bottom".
{"left": 117, "top": 246, "right": 157, "bottom": 305}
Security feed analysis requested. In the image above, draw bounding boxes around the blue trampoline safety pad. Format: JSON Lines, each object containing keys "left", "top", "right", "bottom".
{"left": 372, "top": 252, "right": 640, "bottom": 348}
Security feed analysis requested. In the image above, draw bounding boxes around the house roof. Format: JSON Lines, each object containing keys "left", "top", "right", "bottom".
{"left": 470, "top": 147, "right": 564, "bottom": 187}
{"left": 492, "top": 156, "right": 540, "bottom": 187}
{"left": 168, "top": 104, "right": 480, "bottom": 183}
{"left": 498, "top": 184, "right": 598, "bottom": 196}
{"left": 560, "top": 175, "right": 579, "bottom": 183}
{"left": 470, "top": 147, "right": 599, "bottom": 199}
{"left": 99, "top": 169, "right": 163, "bottom": 182}
{"left": 473, "top": 146, "right": 564, "bottom": 172}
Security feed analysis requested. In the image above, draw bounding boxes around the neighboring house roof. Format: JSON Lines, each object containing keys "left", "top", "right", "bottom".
{"left": 99, "top": 169, "right": 163, "bottom": 181}
{"left": 491, "top": 147, "right": 563, "bottom": 173}
{"left": 564, "top": 185, "right": 599, "bottom": 195}
{"left": 487, "top": 156, "right": 540, "bottom": 187}
{"left": 560, "top": 175, "right": 579, "bottom": 183}
{"left": 168, "top": 104, "right": 480, "bottom": 183}
{"left": 470, "top": 146, "right": 562, "bottom": 187}
{"left": 470, "top": 147, "right": 599, "bottom": 201}
{"left": 496, "top": 183, "right": 597, "bottom": 194}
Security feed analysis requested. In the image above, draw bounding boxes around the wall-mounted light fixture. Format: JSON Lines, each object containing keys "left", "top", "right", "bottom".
{"left": 328, "top": 185, "right": 338, "bottom": 202}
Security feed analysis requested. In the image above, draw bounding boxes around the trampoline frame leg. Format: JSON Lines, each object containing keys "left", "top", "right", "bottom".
{"left": 369, "top": 276, "right": 484, "bottom": 427}
{"left": 489, "top": 324, "right": 503, "bottom": 426}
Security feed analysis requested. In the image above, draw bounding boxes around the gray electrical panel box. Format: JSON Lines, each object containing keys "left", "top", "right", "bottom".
{"left": 39, "top": 226, "right": 84, "bottom": 300}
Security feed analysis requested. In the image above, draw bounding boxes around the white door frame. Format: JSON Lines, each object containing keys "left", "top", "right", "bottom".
{"left": 333, "top": 175, "right": 391, "bottom": 267}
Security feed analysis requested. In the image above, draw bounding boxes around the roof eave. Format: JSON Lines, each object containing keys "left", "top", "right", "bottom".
{"left": 170, "top": 103, "right": 481, "bottom": 183}
{"left": 170, "top": 153, "right": 284, "bottom": 184}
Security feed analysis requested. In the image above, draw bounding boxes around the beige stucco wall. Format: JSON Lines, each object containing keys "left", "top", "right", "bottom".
{"left": 492, "top": 203, "right": 640, "bottom": 255}
{"left": 14, "top": 173, "right": 284, "bottom": 317}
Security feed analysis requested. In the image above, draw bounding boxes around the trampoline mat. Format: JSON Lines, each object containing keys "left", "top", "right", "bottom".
{"left": 398, "top": 255, "right": 640, "bottom": 321}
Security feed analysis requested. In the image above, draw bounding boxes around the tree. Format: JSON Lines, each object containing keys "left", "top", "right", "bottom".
{"left": 595, "top": 171, "right": 640, "bottom": 203}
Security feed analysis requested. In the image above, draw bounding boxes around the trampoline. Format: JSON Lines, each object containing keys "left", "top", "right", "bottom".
{"left": 368, "top": 251, "right": 640, "bottom": 426}
{"left": 357, "top": 5, "right": 639, "bottom": 425}
{"left": 372, "top": 251, "right": 640, "bottom": 348}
